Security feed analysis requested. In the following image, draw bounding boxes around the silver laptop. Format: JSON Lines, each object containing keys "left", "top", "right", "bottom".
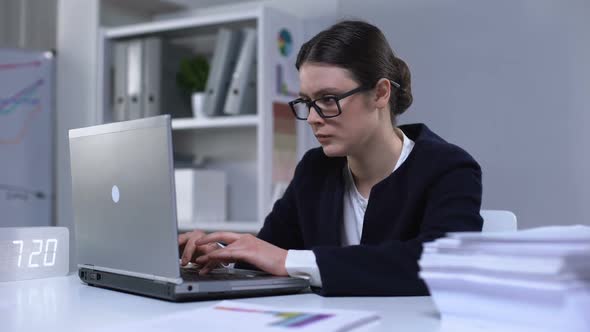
{"left": 68, "top": 115, "right": 308, "bottom": 301}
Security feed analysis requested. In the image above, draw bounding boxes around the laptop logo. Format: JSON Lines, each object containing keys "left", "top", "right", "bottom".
{"left": 111, "top": 185, "right": 120, "bottom": 203}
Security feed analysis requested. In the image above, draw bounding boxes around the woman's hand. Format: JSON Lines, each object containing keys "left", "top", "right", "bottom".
{"left": 178, "top": 230, "right": 222, "bottom": 266}
{"left": 192, "top": 232, "right": 289, "bottom": 276}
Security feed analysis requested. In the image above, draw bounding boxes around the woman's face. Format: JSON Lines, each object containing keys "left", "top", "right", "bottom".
{"left": 299, "top": 63, "right": 382, "bottom": 157}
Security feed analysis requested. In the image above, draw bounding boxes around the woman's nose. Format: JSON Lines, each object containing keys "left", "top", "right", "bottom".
{"left": 306, "top": 107, "right": 323, "bottom": 125}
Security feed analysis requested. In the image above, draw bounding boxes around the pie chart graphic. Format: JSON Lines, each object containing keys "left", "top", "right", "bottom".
{"left": 277, "top": 29, "right": 293, "bottom": 57}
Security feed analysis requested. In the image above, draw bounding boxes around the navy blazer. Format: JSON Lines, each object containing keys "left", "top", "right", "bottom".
{"left": 257, "top": 124, "right": 483, "bottom": 296}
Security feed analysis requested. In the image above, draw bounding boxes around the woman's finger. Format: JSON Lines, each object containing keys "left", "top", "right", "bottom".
{"left": 193, "top": 232, "right": 241, "bottom": 247}
{"left": 180, "top": 232, "right": 206, "bottom": 265}
{"left": 200, "top": 242, "right": 221, "bottom": 255}
{"left": 195, "top": 248, "right": 241, "bottom": 266}
{"left": 178, "top": 232, "right": 189, "bottom": 246}
{"left": 181, "top": 240, "right": 198, "bottom": 266}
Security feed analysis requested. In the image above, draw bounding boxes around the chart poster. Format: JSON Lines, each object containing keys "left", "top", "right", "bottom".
{"left": 0, "top": 49, "right": 54, "bottom": 226}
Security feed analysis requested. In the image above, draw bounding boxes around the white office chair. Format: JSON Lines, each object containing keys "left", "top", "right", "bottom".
{"left": 480, "top": 210, "right": 517, "bottom": 232}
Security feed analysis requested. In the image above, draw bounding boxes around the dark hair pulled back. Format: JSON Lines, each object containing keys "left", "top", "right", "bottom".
{"left": 296, "top": 20, "right": 413, "bottom": 118}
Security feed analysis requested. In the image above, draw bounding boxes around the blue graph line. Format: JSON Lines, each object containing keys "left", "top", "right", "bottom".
{"left": 0, "top": 98, "right": 40, "bottom": 115}
{"left": 0, "top": 79, "right": 43, "bottom": 115}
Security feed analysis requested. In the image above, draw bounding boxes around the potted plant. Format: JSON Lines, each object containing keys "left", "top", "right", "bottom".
{"left": 176, "top": 55, "right": 210, "bottom": 118}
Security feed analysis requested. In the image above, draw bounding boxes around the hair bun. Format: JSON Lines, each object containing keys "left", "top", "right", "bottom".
{"left": 392, "top": 57, "right": 413, "bottom": 115}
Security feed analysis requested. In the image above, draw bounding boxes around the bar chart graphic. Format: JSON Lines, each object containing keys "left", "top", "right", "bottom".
{"left": 214, "top": 305, "right": 333, "bottom": 328}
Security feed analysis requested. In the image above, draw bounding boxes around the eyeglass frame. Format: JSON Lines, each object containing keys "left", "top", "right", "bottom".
{"left": 287, "top": 79, "right": 401, "bottom": 120}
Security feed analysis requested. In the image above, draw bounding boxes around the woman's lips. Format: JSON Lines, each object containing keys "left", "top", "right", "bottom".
{"left": 315, "top": 134, "right": 332, "bottom": 143}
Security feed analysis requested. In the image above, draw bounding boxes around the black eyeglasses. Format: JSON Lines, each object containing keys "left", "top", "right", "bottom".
{"left": 288, "top": 80, "right": 401, "bottom": 120}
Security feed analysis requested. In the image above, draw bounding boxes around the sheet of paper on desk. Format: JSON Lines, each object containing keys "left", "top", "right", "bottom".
{"left": 447, "top": 224, "right": 590, "bottom": 242}
{"left": 96, "top": 300, "right": 380, "bottom": 332}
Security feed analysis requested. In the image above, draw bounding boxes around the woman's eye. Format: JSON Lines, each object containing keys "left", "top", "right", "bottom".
{"left": 318, "top": 97, "right": 337, "bottom": 106}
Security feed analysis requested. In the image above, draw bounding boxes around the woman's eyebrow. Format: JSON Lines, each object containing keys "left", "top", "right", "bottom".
{"left": 299, "top": 88, "right": 342, "bottom": 99}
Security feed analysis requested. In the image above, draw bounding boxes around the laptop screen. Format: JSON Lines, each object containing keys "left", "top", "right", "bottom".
{"left": 69, "top": 116, "right": 180, "bottom": 282}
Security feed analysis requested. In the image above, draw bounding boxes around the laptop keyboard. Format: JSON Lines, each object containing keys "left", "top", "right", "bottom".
{"left": 180, "top": 267, "right": 266, "bottom": 282}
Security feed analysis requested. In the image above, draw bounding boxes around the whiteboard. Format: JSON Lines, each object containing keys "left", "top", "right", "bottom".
{"left": 0, "top": 49, "right": 54, "bottom": 227}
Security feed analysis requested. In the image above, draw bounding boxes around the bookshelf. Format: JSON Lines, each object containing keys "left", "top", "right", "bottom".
{"left": 97, "top": 4, "right": 305, "bottom": 234}
{"left": 171, "top": 115, "right": 259, "bottom": 130}
{"left": 177, "top": 220, "right": 263, "bottom": 233}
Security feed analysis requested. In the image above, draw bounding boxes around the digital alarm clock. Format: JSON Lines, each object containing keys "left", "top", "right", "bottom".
{"left": 0, "top": 227, "right": 69, "bottom": 282}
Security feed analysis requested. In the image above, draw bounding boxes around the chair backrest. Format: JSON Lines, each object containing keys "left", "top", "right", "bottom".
{"left": 480, "top": 210, "right": 518, "bottom": 232}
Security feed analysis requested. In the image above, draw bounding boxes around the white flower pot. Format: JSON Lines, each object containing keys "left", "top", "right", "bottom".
{"left": 191, "top": 92, "right": 206, "bottom": 118}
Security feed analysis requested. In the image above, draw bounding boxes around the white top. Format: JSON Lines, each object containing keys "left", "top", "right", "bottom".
{"left": 285, "top": 131, "right": 415, "bottom": 287}
{"left": 0, "top": 275, "right": 439, "bottom": 332}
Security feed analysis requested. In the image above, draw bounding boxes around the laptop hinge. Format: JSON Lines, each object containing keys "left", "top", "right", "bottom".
{"left": 78, "top": 264, "right": 183, "bottom": 285}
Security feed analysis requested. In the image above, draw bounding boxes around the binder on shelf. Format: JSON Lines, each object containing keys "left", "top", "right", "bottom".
{"left": 112, "top": 41, "right": 128, "bottom": 122}
{"left": 142, "top": 37, "right": 162, "bottom": 118}
{"left": 223, "top": 28, "right": 257, "bottom": 116}
{"left": 112, "top": 37, "right": 192, "bottom": 122}
{"left": 203, "top": 28, "right": 243, "bottom": 117}
{"left": 126, "top": 39, "right": 143, "bottom": 120}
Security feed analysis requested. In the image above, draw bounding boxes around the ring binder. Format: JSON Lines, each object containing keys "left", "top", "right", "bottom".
{"left": 203, "top": 28, "right": 243, "bottom": 117}
{"left": 224, "top": 28, "right": 257, "bottom": 116}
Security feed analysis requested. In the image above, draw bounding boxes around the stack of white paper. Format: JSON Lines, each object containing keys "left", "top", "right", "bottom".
{"left": 419, "top": 225, "right": 590, "bottom": 332}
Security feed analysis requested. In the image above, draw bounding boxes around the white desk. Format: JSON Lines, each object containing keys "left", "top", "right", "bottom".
{"left": 1, "top": 274, "right": 441, "bottom": 332}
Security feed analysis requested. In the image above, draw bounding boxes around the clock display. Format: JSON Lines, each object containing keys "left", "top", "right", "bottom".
{"left": 0, "top": 227, "right": 69, "bottom": 282}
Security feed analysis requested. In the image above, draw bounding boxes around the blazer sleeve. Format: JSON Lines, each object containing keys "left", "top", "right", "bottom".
{"left": 312, "top": 164, "right": 483, "bottom": 296}
{"left": 255, "top": 158, "right": 306, "bottom": 250}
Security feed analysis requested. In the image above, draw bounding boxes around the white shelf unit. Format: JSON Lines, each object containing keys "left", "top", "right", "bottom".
{"left": 171, "top": 114, "right": 259, "bottom": 130}
{"left": 97, "top": 5, "right": 304, "bottom": 234}
{"left": 177, "top": 221, "right": 263, "bottom": 233}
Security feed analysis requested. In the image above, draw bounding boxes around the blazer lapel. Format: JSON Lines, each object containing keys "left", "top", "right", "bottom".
{"left": 320, "top": 160, "right": 345, "bottom": 246}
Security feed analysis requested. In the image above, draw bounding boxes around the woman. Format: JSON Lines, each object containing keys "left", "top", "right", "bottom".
{"left": 178, "top": 20, "right": 482, "bottom": 296}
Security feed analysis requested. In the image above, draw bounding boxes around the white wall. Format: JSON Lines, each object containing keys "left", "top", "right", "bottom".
{"left": 56, "top": 0, "right": 101, "bottom": 272}
{"left": 339, "top": 0, "right": 590, "bottom": 229}
{"left": 100, "top": 0, "right": 154, "bottom": 27}
{"left": 0, "top": 0, "right": 21, "bottom": 48}
{"left": 0, "top": 0, "right": 57, "bottom": 50}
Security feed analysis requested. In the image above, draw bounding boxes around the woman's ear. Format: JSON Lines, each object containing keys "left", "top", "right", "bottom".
{"left": 374, "top": 78, "right": 391, "bottom": 110}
